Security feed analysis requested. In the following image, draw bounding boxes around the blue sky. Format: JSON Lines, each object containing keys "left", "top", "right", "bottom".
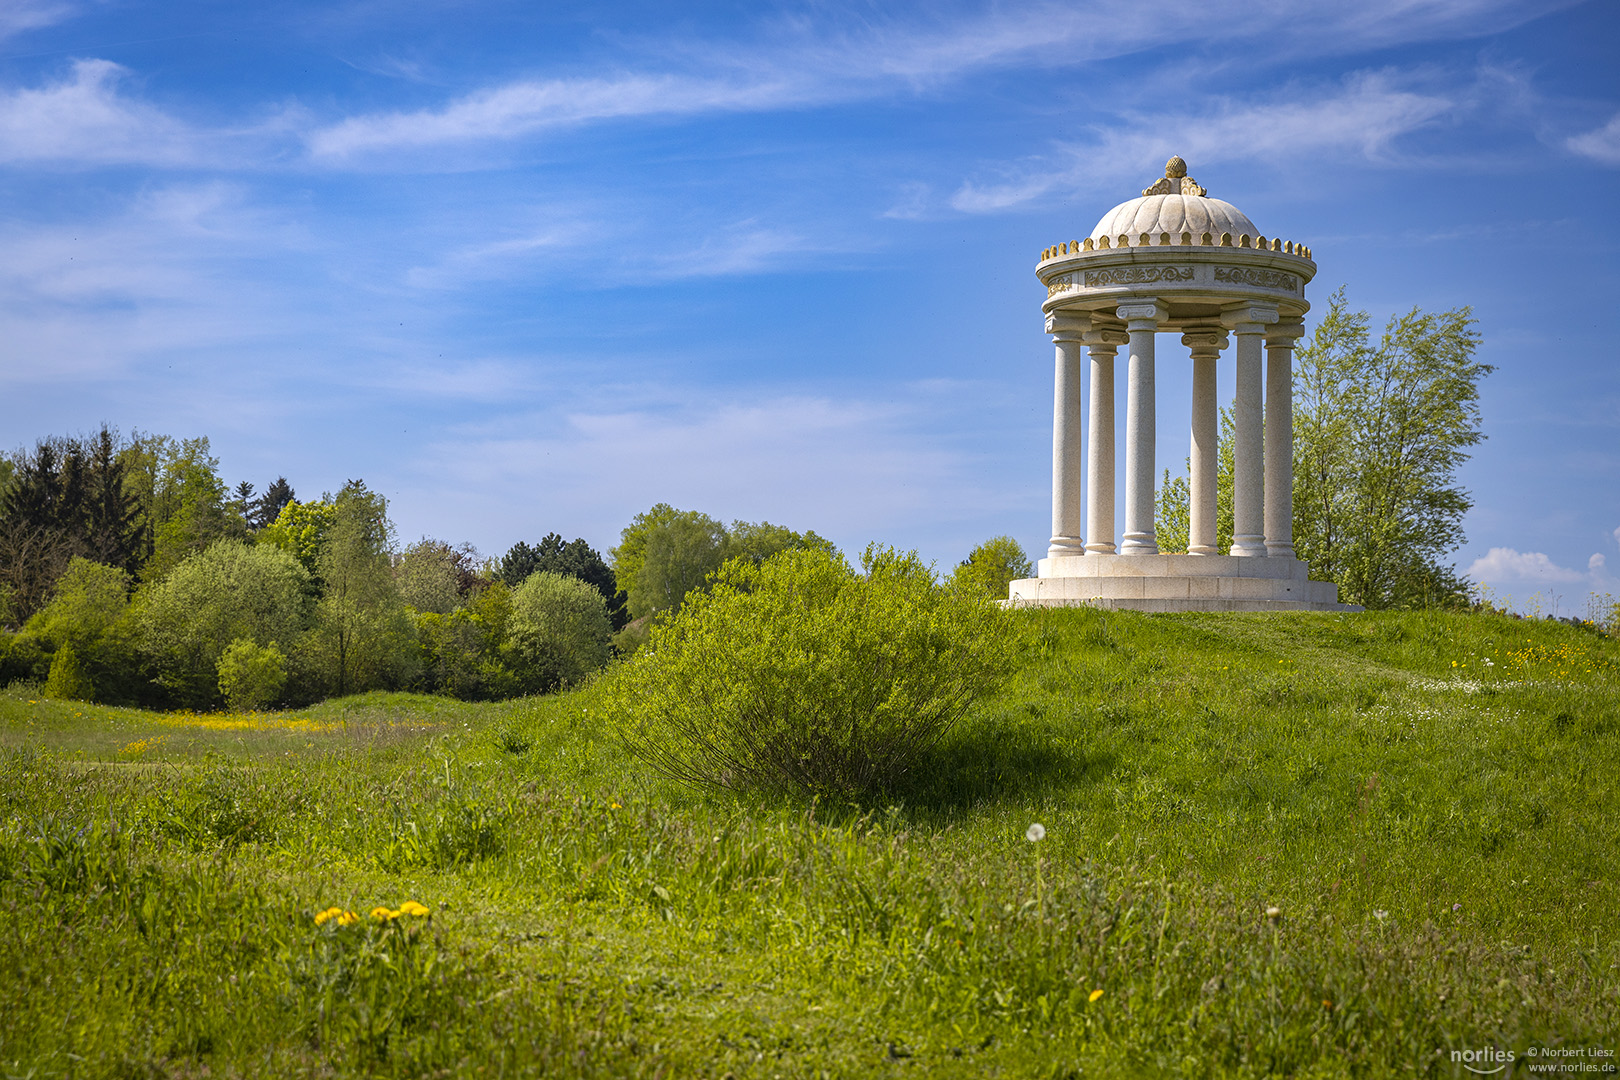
{"left": 1, "top": 0, "right": 1616, "bottom": 612}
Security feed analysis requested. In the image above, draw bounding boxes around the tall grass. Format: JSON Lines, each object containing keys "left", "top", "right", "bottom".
{"left": 0, "top": 608, "right": 1615, "bottom": 1077}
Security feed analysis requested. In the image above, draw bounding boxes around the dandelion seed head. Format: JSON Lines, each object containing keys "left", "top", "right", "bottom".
{"left": 1025, "top": 823, "right": 1046, "bottom": 843}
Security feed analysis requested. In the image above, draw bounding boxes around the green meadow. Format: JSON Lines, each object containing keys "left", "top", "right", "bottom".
{"left": 2, "top": 607, "right": 1616, "bottom": 1078}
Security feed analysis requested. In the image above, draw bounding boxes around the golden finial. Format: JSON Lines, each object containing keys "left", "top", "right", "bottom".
{"left": 1142, "top": 155, "right": 1207, "bottom": 198}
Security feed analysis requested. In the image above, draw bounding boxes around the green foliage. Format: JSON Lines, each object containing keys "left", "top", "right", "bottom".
{"left": 259, "top": 498, "right": 338, "bottom": 579}
{"left": 506, "top": 572, "right": 612, "bottom": 693}
{"left": 30, "top": 556, "right": 131, "bottom": 649}
{"left": 394, "top": 538, "right": 463, "bottom": 614}
{"left": 0, "top": 426, "right": 146, "bottom": 622}
{"left": 306, "top": 482, "right": 416, "bottom": 698}
{"left": 414, "top": 583, "right": 517, "bottom": 701}
{"left": 498, "top": 533, "right": 626, "bottom": 628}
{"left": 950, "top": 535, "right": 1032, "bottom": 598}
{"left": 612, "top": 504, "right": 834, "bottom": 620}
{"left": 724, "top": 518, "right": 838, "bottom": 567}
{"left": 604, "top": 545, "right": 1023, "bottom": 798}
{"left": 217, "top": 638, "right": 288, "bottom": 711}
{"left": 1294, "top": 290, "right": 1489, "bottom": 608}
{"left": 42, "top": 640, "right": 94, "bottom": 700}
{"left": 138, "top": 539, "right": 310, "bottom": 708}
{"left": 136, "top": 435, "right": 244, "bottom": 582}
{"left": 613, "top": 503, "right": 727, "bottom": 619}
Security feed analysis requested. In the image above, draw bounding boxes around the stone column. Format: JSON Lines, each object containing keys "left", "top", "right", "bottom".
{"left": 1045, "top": 314, "right": 1088, "bottom": 559}
{"left": 1222, "top": 304, "right": 1278, "bottom": 557}
{"left": 1264, "top": 321, "right": 1304, "bottom": 559}
{"left": 1181, "top": 328, "right": 1228, "bottom": 556}
{"left": 1084, "top": 326, "right": 1127, "bottom": 555}
{"left": 1117, "top": 300, "right": 1168, "bottom": 555}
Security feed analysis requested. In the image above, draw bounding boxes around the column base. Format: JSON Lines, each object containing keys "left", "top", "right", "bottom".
{"left": 1085, "top": 540, "right": 1116, "bottom": 555}
{"left": 1229, "top": 536, "right": 1267, "bottom": 557}
{"left": 1048, "top": 536, "right": 1086, "bottom": 559}
{"left": 1266, "top": 541, "right": 1296, "bottom": 558}
{"left": 1120, "top": 533, "right": 1160, "bottom": 556}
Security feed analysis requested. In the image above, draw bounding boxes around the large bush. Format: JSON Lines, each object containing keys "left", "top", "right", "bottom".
{"left": 600, "top": 545, "right": 1023, "bottom": 799}
{"left": 138, "top": 540, "right": 310, "bottom": 707}
{"left": 506, "top": 572, "right": 612, "bottom": 693}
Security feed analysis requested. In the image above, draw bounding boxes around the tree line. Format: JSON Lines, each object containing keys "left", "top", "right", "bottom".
{"left": 0, "top": 432, "right": 840, "bottom": 710}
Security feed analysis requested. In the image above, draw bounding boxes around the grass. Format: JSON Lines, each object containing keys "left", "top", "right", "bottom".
{"left": 1, "top": 607, "right": 1616, "bottom": 1077}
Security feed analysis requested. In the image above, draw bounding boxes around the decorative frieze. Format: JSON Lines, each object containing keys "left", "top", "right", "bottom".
{"left": 1213, "top": 266, "right": 1300, "bottom": 293}
{"left": 1083, "top": 266, "right": 1194, "bottom": 287}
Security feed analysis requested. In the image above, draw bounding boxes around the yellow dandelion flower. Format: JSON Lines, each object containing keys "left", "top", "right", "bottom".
{"left": 1089, "top": 989, "right": 1104, "bottom": 1003}
{"left": 314, "top": 906, "right": 345, "bottom": 925}
{"left": 370, "top": 906, "right": 398, "bottom": 921}
{"left": 336, "top": 910, "right": 360, "bottom": 926}
{"left": 397, "top": 900, "right": 430, "bottom": 917}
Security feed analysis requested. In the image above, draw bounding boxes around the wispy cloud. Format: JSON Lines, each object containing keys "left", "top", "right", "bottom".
{"left": 951, "top": 70, "right": 1454, "bottom": 212}
{"left": 0, "top": 0, "right": 76, "bottom": 44}
{"left": 0, "top": 59, "right": 206, "bottom": 166}
{"left": 303, "top": 1, "right": 1562, "bottom": 162}
{"left": 1568, "top": 113, "right": 1620, "bottom": 167}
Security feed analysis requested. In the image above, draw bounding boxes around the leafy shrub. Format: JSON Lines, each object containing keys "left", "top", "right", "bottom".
{"left": 217, "top": 638, "right": 287, "bottom": 711}
{"left": 506, "top": 572, "right": 612, "bottom": 693}
{"left": 600, "top": 545, "right": 1024, "bottom": 799}
{"left": 43, "top": 641, "right": 95, "bottom": 701}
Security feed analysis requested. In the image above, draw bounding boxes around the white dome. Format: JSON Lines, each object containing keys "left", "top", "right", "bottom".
{"left": 1090, "top": 194, "right": 1261, "bottom": 245}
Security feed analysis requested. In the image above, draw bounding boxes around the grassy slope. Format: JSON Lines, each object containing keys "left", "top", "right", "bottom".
{"left": 0, "top": 608, "right": 1616, "bottom": 1078}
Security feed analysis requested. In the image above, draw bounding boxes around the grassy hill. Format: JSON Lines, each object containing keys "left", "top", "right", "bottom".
{"left": 2, "top": 607, "right": 1616, "bottom": 1077}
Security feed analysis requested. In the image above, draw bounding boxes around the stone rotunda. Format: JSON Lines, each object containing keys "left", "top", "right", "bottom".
{"left": 1006, "top": 156, "right": 1356, "bottom": 612}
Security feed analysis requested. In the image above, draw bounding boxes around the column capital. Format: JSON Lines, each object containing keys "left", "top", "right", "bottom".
{"left": 1083, "top": 327, "right": 1129, "bottom": 348}
{"left": 1264, "top": 319, "right": 1306, "bottom": 345}
{"left": 1180, "top": 327, "right": 1229, "bottom": 359}
{"left": 1116, "top": 299, "right": 1169, "bottom": 328}
{"left": 1221, "top": 302, "right": 1279, "bottom": 332}
{"left": 1045, "top": 311, "right": 1092, "bottom": 341}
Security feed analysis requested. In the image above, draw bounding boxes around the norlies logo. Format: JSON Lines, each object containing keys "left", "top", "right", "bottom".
{"left": 1453, "top": 1046, "right": 1516, "bottom": 1074}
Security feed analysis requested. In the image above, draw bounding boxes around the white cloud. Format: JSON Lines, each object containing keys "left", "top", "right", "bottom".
{"left": 0, "top": 0, "right": 76, "bottom": 43}
{"left": 0, "top": 59, "right": 207, "bottom": 166}
{"left": 951, "top": 70, "right": 1454, "bottom": 212}
{"left": 1568, "top": 114, "right": 1620, "bottom": 166}
{"left": 304, "top": 1, "right": 1559, "bottom": 162}
{"left": 1467, "top": 547, "right": 1591, "bottom": 584}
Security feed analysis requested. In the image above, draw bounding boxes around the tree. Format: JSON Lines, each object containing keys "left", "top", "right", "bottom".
{"left": 505, "top": 572, "right": 612, "bottom": 693}
{"left": 0, "top": 439, "right": 78, "bottom": 620}
{"left": 613, "top": 504, "right": 728, "bottom": 619}
{"left": 395, "top": 539, "right": 465, "bottom": 614}
{"left": 1293, "top": 291, "right": 1489, "bottom": 608}
{"left": 951, "top": 536, "right": 1033, "bottom": 598}
{"left": 83, "top": 426, "right": 146, "bottom": 574}
{"left": 251, "top": 477, "right": 296, "bottom": 531}
{"left": 724, "top": 520, "right": 838, "bottom": 567}
{"left": 306, "top": 481, "right": 416, "bottom": 697}
{"left": 498, "top": 534, "right": 626, "bottom": 628}
{"left": 612, "top": 506, "right": 834, "bottom": 621}
{"left": 138, "top": 436, "right": 242, "bottom": 581}
{"left": 259, "top": 498, "right": 338, "bottom": 580}
{"left": 137, "top": 539, "right": 310, "bottom": 707}
{"left": 27, "top": 557, "right": 138, "bottom": 703}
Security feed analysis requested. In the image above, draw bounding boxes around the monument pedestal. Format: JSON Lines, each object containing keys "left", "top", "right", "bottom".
{"left": 1008, "top": 554, "right": 1356, "bottom": 612}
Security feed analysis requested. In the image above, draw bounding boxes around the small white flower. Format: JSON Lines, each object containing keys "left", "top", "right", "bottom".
{"left": 1373, "top": 909, "right": 1389, "bottom": 921}
{"left": 1265, "top": 906, "right": 1282, "bottom": 920}
{"left": 1025, "top": 823, "right": 1046, "bottom": 842}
